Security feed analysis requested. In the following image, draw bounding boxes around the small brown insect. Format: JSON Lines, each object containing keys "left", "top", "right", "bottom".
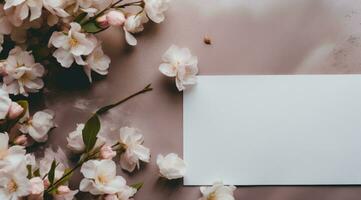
{"left": 203, "top": 35, "right": 212, "bottom": 45}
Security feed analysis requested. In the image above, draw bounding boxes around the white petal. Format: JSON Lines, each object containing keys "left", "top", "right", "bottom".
{"left": 159, "top": 63, "right": 176, "bottom": 77}
{"left": 124, "top": 29, "right": 137, "bottom": 46}
{"left": 53, "top": 48, "right": 74, "bottom": 68}
{"left": 80, "top": 160, "right": 99, "bottom": 179}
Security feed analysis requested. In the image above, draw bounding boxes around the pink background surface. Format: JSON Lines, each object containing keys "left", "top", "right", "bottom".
{"left": 40, "top": 0, "right": 361, "bottom": 199}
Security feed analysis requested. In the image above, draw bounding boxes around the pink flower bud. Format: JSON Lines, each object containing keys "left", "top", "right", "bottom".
{"left": 7, "top": 102, "right": 24, "bottom": 120}
{"left": 30, "top": 177, "right": 44, "bottom": 195}
{"left": 99, "top": 145, "right": 116, "bottom": 160}
{"left": 96, "top": 14, "right": 109, "bottom": 28}
{"left": 57, "top": 185, "right": 70, "bottom": 195}
{"left": 43, "top": 179, "right": 50, "bottom": 189}
{"left": 106, "top": 10, "right": 126, "bottom": 27}
{"left": 14, "top": 135, "right": 29, "bottom": 146}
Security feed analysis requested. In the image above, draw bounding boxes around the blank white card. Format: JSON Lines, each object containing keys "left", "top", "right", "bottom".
{"left": 183, "top": 75, "right": 361, "bottom": 185}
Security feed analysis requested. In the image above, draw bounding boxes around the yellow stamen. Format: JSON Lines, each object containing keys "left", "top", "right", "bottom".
{"left": 207, "top": 192, "right": 217, "bottom": 200}
{"left": 69, "top": 38, "right": 78, "bottom": 47}
{"left": 7, "top": 180, "right": 17, "bottom": 193}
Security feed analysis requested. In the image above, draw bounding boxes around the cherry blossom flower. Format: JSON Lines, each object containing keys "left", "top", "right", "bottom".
{"left": 0, "top": 166, "right": 31, "bottom": 200}
{"left": 84, "top": 44, "right": 110, "bottom": 82}
{"left": 0, "top": 89, "right": 12, "bottom": 120}
{"left": 159, "top": 45, "right": 198, "bottom": 91}
{"left": 0, "top": 132, "right": 26, "bottom": 171}
{"left": 3, "top": 0, "right": 43, "bottom": 23}
{"left": 67, "top": 123, "right": 85, "bottom": 153}
{"left": 67, "top": 123, "right": 105, "bottom": 153}
{"left": 123, "top": 13, "right": 148, "bottom": 46}
{"left": 118, "top": 127, "right": 150, "bottom": 172}
{"left": 199, "top": 182, "right": 236, "bottom": 200}
{"left": 53, "top": 185, "right": 78, "bottom": 200}
{"left": 156, "top": 153, "right": 186, "bottom": 180}
{"left": 29, "top": 177, "right": 44, "bottom": 196}
{"left": 8, "top": 102, "right": 24, "bottom": 119}
{"left": 49, "top": 22, "right": 97, "bottom": 68}
{"left": 144, "top": 0, "right": 170, "bottom": 23}
{"left": 74, "top": 0, "right": 113, "bottom": 17}
{"left": 104, "top": 185, "right": 137, "bottom": 200}
{"left": 19, "top": 110, "right": 55, "bottom": 143}
{"left": 79, "top": 159, "right": 128, "bottom": 195}
{"left": 2, "top": 46, "right": 45, "bottom": 96}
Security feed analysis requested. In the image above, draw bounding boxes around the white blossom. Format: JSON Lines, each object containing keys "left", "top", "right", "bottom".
{"left": 123, "top": 13, "right": 148, "bottom": 46}
{"left": 2, "top": 46, "right": 45, "bottom": 96}
{"left": 159, "top": 45, "right": 198, "bottom": 91}
{"left": 66, "top": 123, "right": 105, "bottom": 153}
{"left": 19, "top": 110, "right": 55, "bottom": 143}
{"left": 0, "top": 165, "right": 31, "bottom": 200}
{"left": 29, "top": 177, "right": 44, "bottom": 196}
{"left": 144, "top": 0, "right": 170, "bottom": 23}
{"left": 0, "top": 89, "right": 12, "bottom": 120}
{"left": 53, "top": 185, "right": 78, "bottom": 200}
{"left": 0, "top": 5, "right": 13, "bottom": 34}
{"left": 104, "top": 185, "right": 137, "bottom": 200}
{"left": 84, "top": 44, "right": 110, "bottom": 82}
{"left": 80, "top": 159, "right": 128, "bottom": 195}
{"left": 43, "top": 0, "right": 70, "bottom": 18}
{"left": 49, "top": 22, "right": 97, "bottom": 68}
{"left": 118, "top": 127, "right": 150, "bottom": 172}
{"left": 156, "top": 153, "right": 186, "bottom": 180}
{"left": 199, "top": 182, "right": 236, "bottom": 200}
{"left": 0, "top": 133, "right": 26, "bottom": 172}
{"left": 3, "top": 0, "right": 43, "bottom": 23}
{"left": 75, "top": 0, "right": 113, "bottom": 17}
{"left": 67, "top": 123, "right": 85, "bottom": 153}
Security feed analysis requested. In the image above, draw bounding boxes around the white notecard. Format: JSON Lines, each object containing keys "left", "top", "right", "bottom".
{"left": 183, "top": 75, "right": 361, "bottom": 185}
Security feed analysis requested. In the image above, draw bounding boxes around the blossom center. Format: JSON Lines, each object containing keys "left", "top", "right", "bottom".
{"left": 97, "top": 175, "right": 108, "bottom": 184}
{"left": 7, "top": 180, "right": 18, "bottom": 193}
{"left": 69, "top": 38, "right": 78, "bottom": 47}
{"left": 207, "top": 192, "right": 217, "bottom": 200}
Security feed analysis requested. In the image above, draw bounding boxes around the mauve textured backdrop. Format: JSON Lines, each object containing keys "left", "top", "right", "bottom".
{"left": 36, "top": 0, "right": 361, "bottom": 199}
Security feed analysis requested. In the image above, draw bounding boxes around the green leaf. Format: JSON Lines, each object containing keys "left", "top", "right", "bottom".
{"left": 82, "top": 21, "right": 107, "bottom": 33}
{"left": 16, "top": 100, "right": 29, "bottom": 119}
{"left": 82, "top": 114, "right": 101, "bottom": 152}
{"left": 74, "top": 12, "right": 88, "bottom": 24}
{"left": 48, "top": 160, "right": 57, "bottom": 184}
{"left": 130, "top": 182, "right": 143, "bottom": 191}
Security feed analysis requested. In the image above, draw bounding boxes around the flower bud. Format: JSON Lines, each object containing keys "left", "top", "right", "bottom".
{"left": 14, "top": 135, "right": 28, "bottom": 146}
{"left": 99, "top": 145, "right": 116, "bottom": 160}
{"left": 57, "top": 185, "right": 70, "bottom": 195}
{"left": 106, "top": 10, "right": 126, "bottom": 27}
{"left": 30, "top": 177, "right": 44, "bottom": 195}
{"left": 96, "top": 14, "right": 109, "bottom": 28}
{"left": 7, "top": 102, "right": 24, "bottom": 119}
{"left": 43, "top": 179, "right": 50, "bottom": 189}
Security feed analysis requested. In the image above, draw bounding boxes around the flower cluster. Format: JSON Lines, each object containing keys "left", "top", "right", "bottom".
{"left": 0, "top": 0, "right": 171, "bottom": 95}
{"left": 0, "top": 0, "right": 234, "bottom": 199}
